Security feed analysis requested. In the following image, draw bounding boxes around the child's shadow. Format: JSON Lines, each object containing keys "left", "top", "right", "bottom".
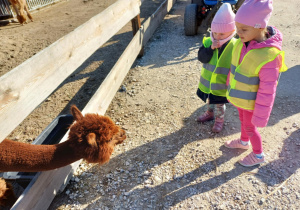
{"left": 254, "top": 129, "right": 300, "bottom": 187}
{"left": 146, "top": 130, "right": 300, "bottom": 207}
{"left": 78, "top": 108, "right": 299, "bottom": 208}
{"left": 63, "top": 105, "right": 248, "bottom": 209}
{"left": 128, "top": 145, "right": 255, "bottom": 207}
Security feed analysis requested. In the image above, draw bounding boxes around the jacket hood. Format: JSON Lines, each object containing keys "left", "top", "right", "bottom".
{"left": 246, "top": 26, "right": 283, "bottom": 51}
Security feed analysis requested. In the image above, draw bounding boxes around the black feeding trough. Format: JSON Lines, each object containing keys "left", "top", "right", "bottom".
{"left": 1, "top": 114, "right": 74, "bottom": 188}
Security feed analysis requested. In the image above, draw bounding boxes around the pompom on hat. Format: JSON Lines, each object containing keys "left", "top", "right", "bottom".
{"left": 211, "top": 3, "right": 235, "bottom": 33}
{"left": 235, "top": 0, "right": 273, "bottom": 28}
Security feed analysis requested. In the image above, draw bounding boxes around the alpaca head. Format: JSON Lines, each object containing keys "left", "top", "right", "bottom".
{"left": 0, "top": 178, "right": 17, "bottom": 207}
{"left": 68, "top": 105, "right": 126, "bottom": 164}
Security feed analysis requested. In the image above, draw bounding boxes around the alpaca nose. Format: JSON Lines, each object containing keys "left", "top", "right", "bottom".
{"left": 114, "top": 129, "right": 126, "bottom": 145}
{"left": 119, "top": 129, "right": 126, "bottom": 140}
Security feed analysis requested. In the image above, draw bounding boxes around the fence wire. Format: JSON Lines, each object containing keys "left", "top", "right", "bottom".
{"left": 0, "top": 0, "right": 60, "bottom": 18}
{"left": 0, "top": 0, "right": 12, "bottom": 18}
{"left": 27, "top": 0, "right": 59, "bottom": 11}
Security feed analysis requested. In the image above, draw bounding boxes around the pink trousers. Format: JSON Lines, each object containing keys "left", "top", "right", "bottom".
{"left": 237, "top": 108, "right": 263, "bottom": 154}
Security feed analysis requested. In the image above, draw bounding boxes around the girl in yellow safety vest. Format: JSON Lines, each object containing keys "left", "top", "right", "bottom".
{"left": 197, "top": 3, "right": 236, "bottom": 133}
{"left": 224, "top": 0, "right": 288, "bottom": 167}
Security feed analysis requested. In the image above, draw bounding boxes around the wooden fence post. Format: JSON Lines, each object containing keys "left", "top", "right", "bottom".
{"left": 131, "top": 14, "right": 144, "bottom": 57}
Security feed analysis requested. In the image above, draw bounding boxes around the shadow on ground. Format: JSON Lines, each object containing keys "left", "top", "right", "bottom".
{"left": 61, "top": 94, "right": 300, "bottom": 208}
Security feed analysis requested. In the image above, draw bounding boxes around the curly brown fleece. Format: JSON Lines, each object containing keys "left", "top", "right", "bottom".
{"left": 0, "top": 105, "right": 126, "bottom": 207}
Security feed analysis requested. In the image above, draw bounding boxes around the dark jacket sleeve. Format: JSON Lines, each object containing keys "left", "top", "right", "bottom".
{"left": 198, "top": 45, "right": 214, "bottom": 63}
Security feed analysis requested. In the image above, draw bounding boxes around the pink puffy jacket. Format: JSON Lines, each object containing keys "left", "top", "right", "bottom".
{"left": 228, "top": 26, "right": 283, "bottom": 127}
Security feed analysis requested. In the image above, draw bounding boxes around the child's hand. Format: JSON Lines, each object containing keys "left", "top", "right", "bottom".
{"left": 211, "top": 40, "right": 220, "bottom": 49}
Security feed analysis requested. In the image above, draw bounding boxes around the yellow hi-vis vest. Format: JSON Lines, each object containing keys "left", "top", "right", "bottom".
{"left": 198, "top": 37, "right": 237, "bottom": 96}
{"left": 226, "top": 38, "right": 288, "bottom": 110}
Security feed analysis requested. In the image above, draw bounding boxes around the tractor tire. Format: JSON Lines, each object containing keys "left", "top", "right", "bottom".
{"left": 184, "top": 4, "right": 198, "bottom": 36}
{"left": 235, "top": 0, "right": 245, "bottom": 10}
{"left": 191, "top": 0, "right": 204, "bottom": 6}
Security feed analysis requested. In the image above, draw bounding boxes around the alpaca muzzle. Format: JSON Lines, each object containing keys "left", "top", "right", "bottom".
{"left": 113, "top": 129, "right": 126, "bottom": 145}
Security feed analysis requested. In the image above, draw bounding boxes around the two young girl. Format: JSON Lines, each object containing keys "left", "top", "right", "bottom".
{"left": 198, "top": 0, "right": 287, "bottom": 166}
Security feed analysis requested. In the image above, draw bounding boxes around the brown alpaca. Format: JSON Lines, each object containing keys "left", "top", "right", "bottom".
{"left": 0, "top": 178, "right": 16, "bottom": 208}
{"left": 0, "top": 105, "right": 126, "bottom": 207}
{"left": 9, "top": 0, "right": 33, "bottom": 25}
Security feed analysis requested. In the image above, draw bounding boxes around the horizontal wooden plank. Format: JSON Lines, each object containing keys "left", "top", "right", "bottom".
{"left": 11, "top": 0, "right": 176, "bottom": 209}
{"left": 142, "top": 0, "right": 176, "bottom": 45}
{"left": 0, "top": 0, "right": 140, "bottom": 143}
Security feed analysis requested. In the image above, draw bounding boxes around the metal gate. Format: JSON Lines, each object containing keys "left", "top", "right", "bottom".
{"left": 0, "top": 0, "right": 59, "bottom": 19}
{"left": 0, "top": 0, "right": 12, "bottom": 19}
{"left": 26, "top": 0, "right": 59, "bottom": 11}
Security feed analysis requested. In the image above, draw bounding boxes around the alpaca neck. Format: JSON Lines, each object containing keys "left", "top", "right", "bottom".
{"left": 0, "top": 139, "right": 83, "bottom": 172}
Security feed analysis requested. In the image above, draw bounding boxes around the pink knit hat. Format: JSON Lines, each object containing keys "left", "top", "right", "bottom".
{"left": 211, "top": 3, "right": 235, "bottom": 33}
{"left": 235, "top": 0, "right": 273, "bottom": 28}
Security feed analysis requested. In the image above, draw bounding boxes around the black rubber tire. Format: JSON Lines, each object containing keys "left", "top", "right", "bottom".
{"left": 191, "top": 0, "right": 204, "bottom": 6}
{"left": 235, "top": 0, "right": 245, "bottom": 10}
{"left": 184, "top": 4, "right": 198, "bottom": 36}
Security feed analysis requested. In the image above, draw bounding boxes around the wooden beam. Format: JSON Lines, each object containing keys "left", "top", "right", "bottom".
{"left": 0, "top": 0, "right": 140, "bottom": 143}
{"left": 131, "top": 14, "right": 144, "bottom": 57}
{"left": 131, "top": 15, "right": 141, "bottom": 35}
{"left": 11, "top": 0, "right": 177, "bottom": 209}
{"left": 141, "top": 0, "right": 176, "bottom": 46}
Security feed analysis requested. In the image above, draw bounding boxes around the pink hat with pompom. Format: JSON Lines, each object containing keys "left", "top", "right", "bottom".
{"left": 211, "top": 3, "right": 235, "bottom": 33}
{"left": 235, "top": 0, "right": 273, "bottom": 28}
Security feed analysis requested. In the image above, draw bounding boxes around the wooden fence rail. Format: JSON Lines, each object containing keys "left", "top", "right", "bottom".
{"left": 0, "top": 0, "right": 140, "bottom": 143}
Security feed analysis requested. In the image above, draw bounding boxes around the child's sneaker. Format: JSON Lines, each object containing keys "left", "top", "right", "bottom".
{"left": 224, "top": 139, "right": 249, "bottom": 150}
{"left": 239, "top": 152, "right": 265, "bottom": 167}
{"left": 197, "top": 111, "right": 214, "bottom": 123}
{"left": 212, "top": 118, "right": 224, "bottom": 133}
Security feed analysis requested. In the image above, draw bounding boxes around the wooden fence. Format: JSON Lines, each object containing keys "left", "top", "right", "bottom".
{"left": 0, "top": 0, "right": 177, "bottom": 209}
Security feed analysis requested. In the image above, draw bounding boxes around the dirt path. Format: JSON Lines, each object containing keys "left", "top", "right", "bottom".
{"left": 49, "top": 0, "right": 300, "bottom": 209}
{"left": 0, "top": 0, "right": 165, "bottom": 142}
{"left": 1, "top": 0, "right": 300, "bottom": 209}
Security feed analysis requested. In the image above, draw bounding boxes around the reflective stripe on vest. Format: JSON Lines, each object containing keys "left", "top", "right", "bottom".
{"left": 203, "top": 63, "right": 230, "bottom": 75}
{"left": 227, "top": 38, "right": 287, "bottom": 110}
{"left": 198, "top": 37, "right": 236, "bottom": 96}
{"left": 211, "top": 83, "right": 227, "bottom": 90}
{"left": 203, "top": 63, "right": 215, "bottom": 72}
{"left": 214, "top": 67, "right": 230, "bottom": 75}
{"left": 232, "top": 70, "right": 260, "bottom": 85}
{"left": 227, "top": 85, "right": 257, "bottom": 100}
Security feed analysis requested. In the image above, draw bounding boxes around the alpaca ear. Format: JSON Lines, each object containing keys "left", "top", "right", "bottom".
{"left": 0, "top": 178, "right": 16, "bottom": 207}
{"left": 86, "top": 133, "right": 97, "bottom": 148}
{"left": 71, "top": 105, "right": 83, "bottom": 121}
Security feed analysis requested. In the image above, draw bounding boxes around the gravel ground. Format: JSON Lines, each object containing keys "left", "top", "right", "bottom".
{"left": 49, "top": 0, "right": 300, "bottom": 209}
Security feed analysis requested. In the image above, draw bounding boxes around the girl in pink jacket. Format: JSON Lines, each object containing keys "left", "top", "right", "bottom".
{"left": 224, "top": 0, "right": 287, "bottom": 167}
